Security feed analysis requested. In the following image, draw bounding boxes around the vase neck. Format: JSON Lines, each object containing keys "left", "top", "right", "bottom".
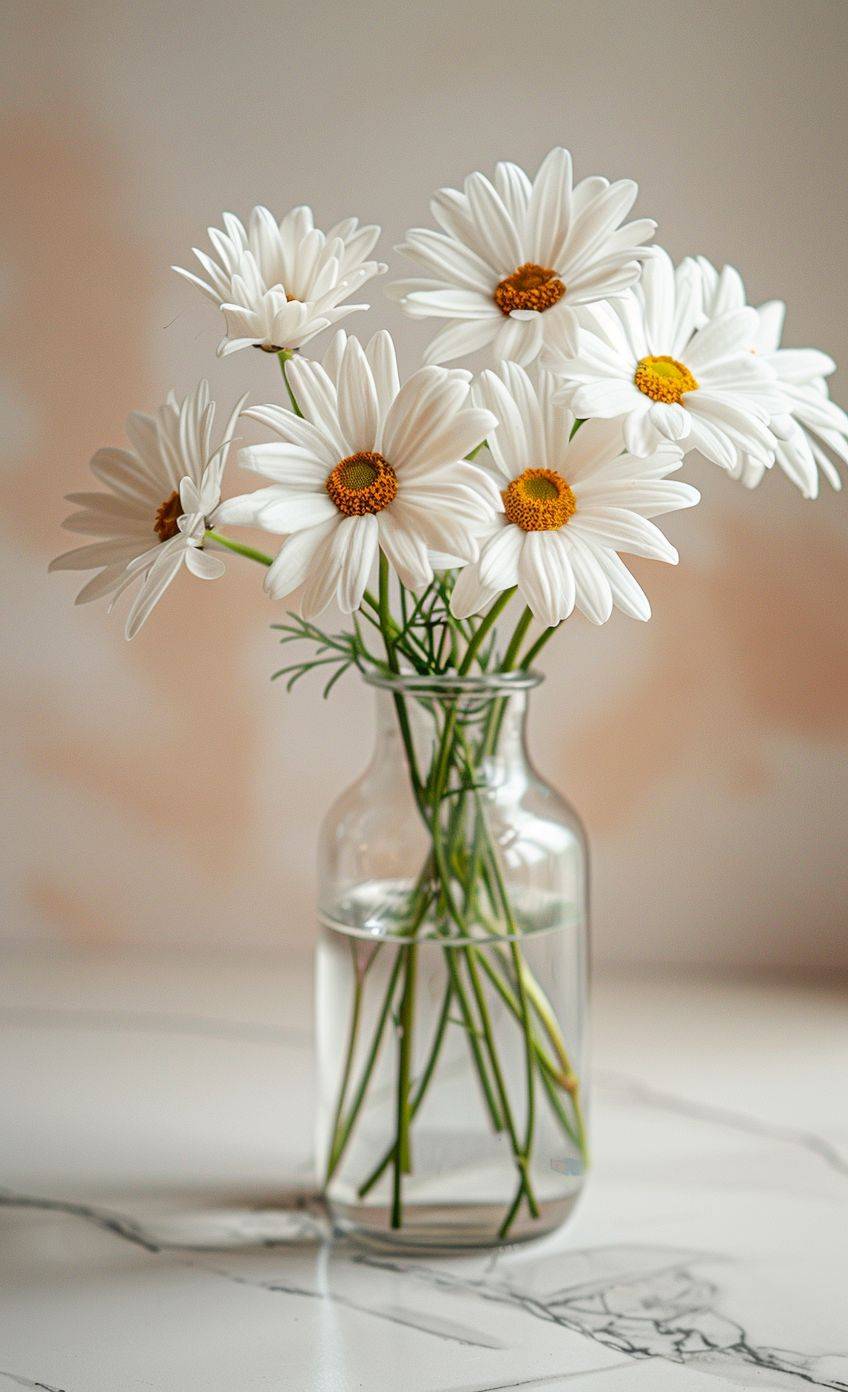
{"left": 372, "top": 685, "right": 532, "bottom": 782}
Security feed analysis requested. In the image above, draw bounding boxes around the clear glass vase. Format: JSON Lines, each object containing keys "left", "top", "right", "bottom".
{"left": 315, "top": 671, "right": 588, "bottom": 1250}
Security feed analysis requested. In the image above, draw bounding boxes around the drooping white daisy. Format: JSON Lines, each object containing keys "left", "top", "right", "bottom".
{"left": 692, "top": 256, "right": 847, "bottom": 498}
{"left": 387, "top": 147, "right": 655, "bottom": 368}
{"left": 215, "top": 331, "right": 501, "bottom": 618}
{"left": 50, "top": 381, "right": 245, "bottom": 639}
{"left": 545, "top": 249, "right": 789, "bottom": 473}
{"left": 450, "top": 364, "right": 699, "bottom": 629}
{"left": 173, "top": 205, "right": 387, "bottom": 358}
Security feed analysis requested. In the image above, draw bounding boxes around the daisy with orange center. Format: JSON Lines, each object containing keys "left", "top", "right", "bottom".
{"left": 50, "top": 381, "right": 245, "bottom": 638}
{"left": 388, "top": 147, "right": 656, "bottom": 368}
{"left": 214, "top": 331, "right": 501, "bottom": 619}
{"left": 451, "top": 364, "right": 699, "bottom": 630}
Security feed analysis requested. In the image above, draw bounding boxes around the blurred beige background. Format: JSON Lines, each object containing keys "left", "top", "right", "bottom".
{"left": 1, "top": 0, "right": 846, "bottom": 969}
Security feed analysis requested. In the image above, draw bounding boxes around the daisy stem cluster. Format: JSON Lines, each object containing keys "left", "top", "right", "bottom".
{"left": 207, "top": 517, "right": 583, "bottom": 1235}
{"left": 202, "top": 509, "right": 584, "bottom": 1232}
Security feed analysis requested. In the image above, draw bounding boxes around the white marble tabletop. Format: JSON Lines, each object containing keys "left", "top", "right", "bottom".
{"left": 1, "top": 943, "right": 847, "bottom": 1392}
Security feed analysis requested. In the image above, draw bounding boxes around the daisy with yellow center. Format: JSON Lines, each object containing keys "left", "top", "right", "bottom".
{"left": 451, "top": 364, "right": 699, "bottom": 629}
{"left": 50, "top": 381, "right": 245, "bottom": 639}
{"left": 544, "top": 249, "right": 788, "bottom": 471}
{"left": 214, "top": 330, "right": 501, "bottom": 619}
{"left": 691, "top": 254, "right": 848, "bottom": 498}
{"left": 633, "top": 355, "right": 699, "bottom": 404}
{"left": 388, "top": 147, "right": 656, "bottom": 368}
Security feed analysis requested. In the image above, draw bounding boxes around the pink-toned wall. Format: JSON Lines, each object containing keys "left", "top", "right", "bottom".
{"left": 2, "top": 0, "right": 846, "bottom": 968}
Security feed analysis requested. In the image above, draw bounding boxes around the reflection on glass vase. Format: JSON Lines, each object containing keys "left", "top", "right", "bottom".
{"left": 316, "top": 671, "right": 589, "bottom": 1250}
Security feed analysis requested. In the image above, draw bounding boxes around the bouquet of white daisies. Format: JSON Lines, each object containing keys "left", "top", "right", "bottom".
{"left": 52, "top": 148, "right": 846, "bottom": 1237}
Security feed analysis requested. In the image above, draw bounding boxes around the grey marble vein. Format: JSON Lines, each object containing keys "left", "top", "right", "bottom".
{"left": 0, "top": 1373, "right": 67, "bottom": 1392}
{"left": 597, "top": 1068, "right": 848, "bottom": 1179}
{"left": 434, "top": 1363, "right": 634, "bottom": 1391}
{"left": 0, "top": 1185, "right": 163, "bottom": 1254}
{"left": 0, "top": 1184, "right": 327, "bottom": 1252}
{"left": 358, "top": 1246, "right": 848, "bottom": 1390}
{"left": 0, "top": 1183, "right": 497, "bottom": 1350}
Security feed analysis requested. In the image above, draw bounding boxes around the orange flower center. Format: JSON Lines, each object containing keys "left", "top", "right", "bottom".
{"left": 634, "top": 354, "right": 699, "bottom": 404}
{"left": 494, "top": 263, "right": 566, "bottom": 316}
{"left": 326, "top": 450, "right": 398, "bottom": 517}
{"left": 154, "top": 490, "right": 182, "bottom": 541}
{"left": 502, "top": 468, "right": 576, "bottom": 532}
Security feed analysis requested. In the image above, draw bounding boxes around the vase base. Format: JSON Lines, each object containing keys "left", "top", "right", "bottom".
{"left": 328, "top": 1190, "right": 582, "bottom": 1253}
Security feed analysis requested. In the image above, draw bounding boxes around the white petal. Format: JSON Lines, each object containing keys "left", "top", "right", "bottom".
{"left": 623, "top": 405, "right": 662, "bottom": 456}
{"left": 517, "top": 531, "right": 571, "bottom": 629}
{"left": 564, "top": 533, "right": 614, "bottom": 624}
{"left": 526, "top": 147, "right": 572, "bottom": 265}
{"left": 649, "top": 402, "right": 690, "bottom": 441}
{"left": 333, "top": 513, "right": 379, "bottom": 612}
{"left": 365, "top": 330, "right": 401, "bottom": 418}
{"left": 299, "top": 524, "right": 345, "bottom": 620}
{"left": 381, "top": 367, "right": 469, "bottom": 471}
{"left": 185, "top": 547, "right": 226, "bottom": 580}
{"left": 477, "top": 523, "right": 523, "bottom": 591}
{"left": 587, "top": 544, "right": 651, "bottom": 620}
{"left": 264, "top": 520, "right": 336, "bottom": 600}
{"left": 571, "top": 505, "right": 678, "bottom": 562}
{"left": 337, "top": 336, "right": 379, "bottom": 453}
{"left": 450, "top": 560, "right": 500, "bottom": 619}
{"left": 422, "top": 317, "right": 500, "bottom": 366}
{"left": 125, "top": 551, "right": 184, "bottom": 639}
{"left": 376, "top": 508, "right": 432, "bottom": 590}
{"left": 239, "top": 443, "right": 329, "bottom": 486}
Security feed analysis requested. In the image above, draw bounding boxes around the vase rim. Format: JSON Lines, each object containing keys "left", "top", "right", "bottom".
{"left": 363, "top": 668, "right": 544, "bottom": 695}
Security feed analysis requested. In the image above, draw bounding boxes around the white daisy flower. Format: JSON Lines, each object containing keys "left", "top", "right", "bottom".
{"left": 50, "top": 381, "right": 245, "bottom": 639}
{"left": 387, "top": 147, "right": 655, "bottom": 368}
{"left": 173, "top": 205, "right": 387, "bottom": 358}
{"left": 215, "top": 331, "right": 501, "bottom": 619}
{"left": 451, "top": 364, "right": 699, "bottom": 629}
{"left": 692, "top": 256, "right": 847, "bottom": 498}
{"left": 545, "top": 249, "right": 789, "bottom": 472}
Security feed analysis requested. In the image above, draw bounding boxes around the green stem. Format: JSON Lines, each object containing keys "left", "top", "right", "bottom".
{"left": 391, "top": 941, "right": 418, "bottom": 1225}
{"left": 325, "top": 942, "right": 407, "bottom": 1183}
{"left": 377, "top": 558, "right": 425, "bottom": 808}
{"left": 325, "top": 940, "right": 365, "bottom": 1175}
{"left": 458, "top": 588, "right": 516, "bottom": 675}
{"left": 519, "top": 621, "right": 560, "bottom": 671}
{"left": 443, "top": 944, "right": 504, "bottom": 1130}
{"left": 463, "top": 947, "right": 523, "bottom": 1158}
{"left": 501, "top": 605, "right": 534, "bottom": 672}
{"left": 204, "top": 530, "right": 273, "bottom": 567}
{"left": 277, "top": 349, "right": 303, "bottom": 417}
{"left": 357, "top": 978, "right": 454, "bottom": 1199}
{"left": 480, "top": 831, "right": 539, "bottom": 1232}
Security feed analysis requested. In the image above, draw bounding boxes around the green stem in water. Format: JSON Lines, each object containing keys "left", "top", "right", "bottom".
{"left": 391, "top": 940, "right": 418, "bottom": 1226}
{"left": 204, "top": 531, "right": 273, "bottom": 567}
{"left": 325, "top": 948, "right": 405, "bottom": 1182}
{"left": 357, "top": 978, "right": 454, "bottom": 1200}
{"left": 325, "top": 940, "right": 365, "bottom": 1175}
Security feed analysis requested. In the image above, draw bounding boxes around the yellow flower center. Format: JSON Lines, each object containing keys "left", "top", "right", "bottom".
{"left": 502, "top": 468, "right": 576, "bottom": 532}
{"left": 494, "top": 263, "right": 566, "bottom": 316}
{"left": 634, "top": 355, "right": 699, "bottom": 404}
{"left": 154, "top": 490, "right": 182, "bottom": 542}
{"left": 326, "top": 450, "right": 398, "bottom": 517}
